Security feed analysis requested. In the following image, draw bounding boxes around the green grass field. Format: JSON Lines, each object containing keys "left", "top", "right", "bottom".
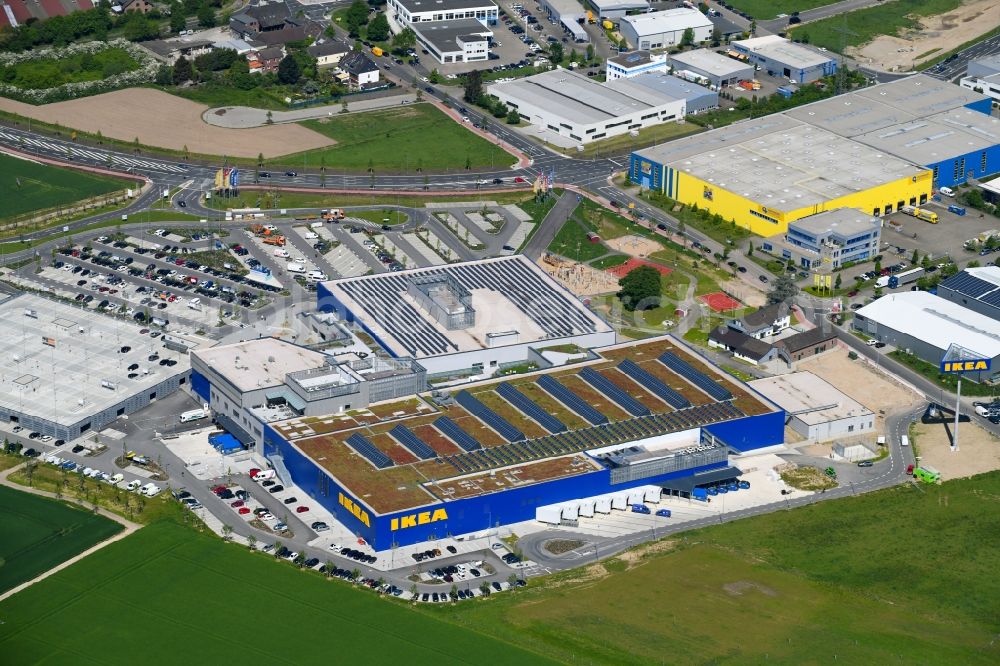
{"left": 722, "top": 0, "right": 833, "bottom": 19}
{"left": 790, "top": 0, "right": 963, "bottom": 52}
{"left": 292, "top": 103, "right": 516, "bottom": 172}
{"left": 0, "top": 47, "right": 139, "bottom": 90}
{"left": 0, "top": 521, "right": 554, "bottom": 665}
{"left": 433, "top": 472, "right": 1000, "bottom": 664}
{"left": 0, "top": 485, "right": 123, "bottom": 595}
{"left": 0, "top": 152, "right": 132, "bottom": 221}
{"left": 547, "top": 219, "right": 608, "bottom": 261}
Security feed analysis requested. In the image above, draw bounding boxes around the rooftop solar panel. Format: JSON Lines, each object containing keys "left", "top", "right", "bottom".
{"left": 389, "top": 424, "right": 437, "bottom": 460}
{"left": 345, "top": 433, "right": 394, "bottom": 469}
{"left": 537, "top": 375, "right": 609, "bottom": 425}
{"left": 434, "top": 416, "right": 481, "bottom": 452}
{"left": 455, "top": 390, "right": 526, "bottom": 442}
{"left": 618, "top": 359, "right": 692, "bottom": 409}
{"left": 496, "top": 383, "right": 567, "bottom": 433}
{"left": 579, "top": 367, "right": 651, "bottom": 417}
{"left": 658, "top": 352, "right": 734, "bottom": 401}
{"left": 940, "top": 272, "right": 996, "bottom": 299}
{"left": 979, "top": 289, "right": 1000, "bottom": 308}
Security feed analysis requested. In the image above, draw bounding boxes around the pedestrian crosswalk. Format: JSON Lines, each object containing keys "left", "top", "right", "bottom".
{"left": 0, "top": 130, "right": 187, "bottom": 174}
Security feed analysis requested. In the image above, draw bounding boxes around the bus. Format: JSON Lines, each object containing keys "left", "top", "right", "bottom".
{"left": 913, "top": 466, "right": 941, "bottom": 483}
{"left": 180, "top": 409, "right": 207, "bottom": 423}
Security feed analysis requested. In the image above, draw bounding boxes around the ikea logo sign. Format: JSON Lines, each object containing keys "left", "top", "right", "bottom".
{"left": 940, "top": 359, "right": 991, "bottom": 373}
{"left": 339, "top": 492, "right": 370, "bottom": 528}
{"left": 391, "top": 508, "right": 448, "bottom": 531}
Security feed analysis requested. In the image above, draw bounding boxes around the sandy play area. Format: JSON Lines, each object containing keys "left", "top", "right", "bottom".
{"left": 846, "top": 0, "right": 1000, "bottom": 71}
{"left": 0, "top": 88, "right": 333, "bottom": 159}
{"left": 798, "top": 349, "right": 922, "bottom": 433}
{"left": 912, "top": 418, "right": 1000, "bottom": 480}
{"left": 539, "top": 256, "right": 619, "bottom": 295}
{"left": 605, "top": 234, "right": 661, "bottom": 257}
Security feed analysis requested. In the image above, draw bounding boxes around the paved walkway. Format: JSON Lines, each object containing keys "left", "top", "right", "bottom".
{"left": 202, "top": 93, "right": 417, "bottom": 128}
{"left": 0, "top": 462, "right": 143, "bottom": 603}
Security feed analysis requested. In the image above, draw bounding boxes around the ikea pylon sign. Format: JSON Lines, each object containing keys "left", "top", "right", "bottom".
{"left": 940, "top": 358, "right": 991, "bottom": 373}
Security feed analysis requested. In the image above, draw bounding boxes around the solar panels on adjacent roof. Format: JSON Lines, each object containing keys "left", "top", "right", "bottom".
{"left": 940, "top": 272, "right": 996, "bottom": 299}
{"left": 617, "top": 359, "right": 692, "bottom": 409}
{"left": 389, "top": 424, "right": 437, "bottom": 460}
{"left": 537, "top": 374, "right": 609, "bottom": 425}
{"left": 345, "top": 433, "right": 393, "bottom": 469}
{"left": 658, "top": 352, "right": 734, "bottom": 401}
{"left": 433, "top": 416, "right": 481, "bottom": 452}
{"left": 455, "top": 390, "right": 525, "bottom": 442}
{"left": 579, "top": 367, "right": 650, "bottom": 417}
{"left": 496, "top": 382, "right": 567, "bottom": 433}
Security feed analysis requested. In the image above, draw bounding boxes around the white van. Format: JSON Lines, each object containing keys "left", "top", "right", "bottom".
{"left": 180, "top": 408, "right": 206, "bottom": 423}
{"left": 307, "top": 270, "right": 328, "bottom": 282}
{"left": 273, "top": 248, "right": 290, "bottom": 258}
{"left": 939, "top": 186, "right": 955, "bottom": 197}
{"left": 286, "top": 262, "right": 306, "bottom": 274}
{"left": 253, "top": 469, "right": 276, "bottom": 481}
{"left": 900, "top": 435, "right": 909, "bottom": 447}
{"left": 187, "top": 298, "right": 202, "bottom": 311}
{"left": 141, "top": 483, "right": 161, "bottom": 497}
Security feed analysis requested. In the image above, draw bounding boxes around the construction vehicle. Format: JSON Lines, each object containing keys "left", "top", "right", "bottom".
{"left": 263, "top": 235, "right": 286, "bottom": 247}
{"left": 249, "top": 223, "right": 278, "bottom": 236}
{"left": 586, "top": 9, "right": 595, "bottom": 23}
{"left": 901, "top": 205, "right": 938, "bottom": 224}
{"left": 322, "top": 208, "right": 346, "bottom": 221}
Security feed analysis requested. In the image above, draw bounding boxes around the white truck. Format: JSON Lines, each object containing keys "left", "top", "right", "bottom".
{"left": 286, "top": 262, "right": 306, "bottom": 274}
{"left": 875, "top": 275, "right": 891, "bottom": 288}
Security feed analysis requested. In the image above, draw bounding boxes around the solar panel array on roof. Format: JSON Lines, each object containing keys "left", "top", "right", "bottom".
{"left": 618, "top": 359, "right": 691, "bottom": 409}
{"left": 538, "top": 374, "right": 609, "bottom": 425}
{"left": 455, "top": 390, "right": 526, "bottom": 442}
{"left": 345, "top": 433, "right": 394, "bottom": 469}
{"left": 940, "top": 272, "right": 997, "bottom": 299}
{"left": 496, "top": 382, "right": 567, "bottom": 433}
{"left": 579, "top": 367, "right": 651, "bottom": 417}
{"left": 440, "top": 401, "right": 745, "bottom": 474}
{"left": 434, "top": 416, "right": 481, "bottom": 451}
{"left": 334, "top": 257, "right": 600, "bottom": 357}
{"left": 658, "top": 352, "right": 734, "bottom": 401}
{"left": 980, "top": 289, "right": 1000, "bottom": 308}
{"left": 389, "top": 424, "right": 437, "bottom": 460}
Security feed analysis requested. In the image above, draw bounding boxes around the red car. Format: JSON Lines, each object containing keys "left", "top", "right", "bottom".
{"left": 295, "top": 506, "right": 309, "bottom": 513}
{"left": 906, "top": 464, "right": 915, "bottom": 475}
{"left": 238, "top": 507, "right": 251, "bottom": 515}
{"left": 231, "top": 500, "right": 245, "bottom": 508}
{"left": 211, "top": 485, "right": 227, "bottom": 494}
{"left": 514, "top": 176, "right": 526, "bottom": 183}
{"left": 249, "top": 468, "right": 261, "bottom": 478}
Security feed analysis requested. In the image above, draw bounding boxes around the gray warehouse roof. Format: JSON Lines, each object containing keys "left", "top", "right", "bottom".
{"left": 852, "top": 107, "right": 1000, "bottom": 166}
{"left": 791, "top": 208, "right": 880, "bottom": 238}
{"left": 732, "top": 35, "right": 832, "bottom": 70}
{"left": 749, "top": 372, "right": 872, "bottom": 427}
{"left": 395, "top": 0, "right": 497, "bottom": 12}
{"left": 668, "top": 48, "right": 752, "bottom": 78}
{"left": 0, "top": 294, "right": 191, "bottom": 428}
{"left": 590, "top": 0, "right": 649, "bottom": 12}
{"left": 413, "top": 18, "right": 491, "bottom": 52}
{"left": 489, "top": 68, "right": 679, "bottom": 125}
{"left": 192, "top": 338, "right": 330, "bottom": 393}
{"left": 784, "top": 95, "right": 916, "bottom": 138}
{"left": 853, "top": 73, "right": 987, "bottom": 117}
{"left": 620, "top": 8, "right": 712, "bottom": 37}
{"left": 622, "top": 72, "right": 718, "bottom": 104}
{"left": 540, "top": 0, "right": 586, "bottom": 18}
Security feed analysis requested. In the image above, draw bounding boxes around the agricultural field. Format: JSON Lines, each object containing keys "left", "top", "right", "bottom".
{"left": 0, "top": 521, "right": 554, "bottom": 665}
{"left": 0, "top": 152, "right": 133, "bottom": 222}
{"left": 0, "top": 485, "right": 123, "bottom": 595}
{"left": 296, "top": 103, "right": 516, "bottom": 172}
{"left": 439, "top": 472, "right": 1000, "bottom": 664}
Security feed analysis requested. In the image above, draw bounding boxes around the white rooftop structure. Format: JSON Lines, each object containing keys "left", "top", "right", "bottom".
{"left": 668, "top": 48, "right": 752, "bottom": 79}
{"left": 192, "top": 338, "right": 329, "bottom": 392}
{"left": 749, "top": 372, "right": 873, "bottom": 428}
{"left": 732, "top": 34, "right": 832, "bottom": 70}
{"left": 620, "top": 7, "right": 712, "bottom": 38}
{"left": 855, "top": 291, "right": 1000, "bottom": 359}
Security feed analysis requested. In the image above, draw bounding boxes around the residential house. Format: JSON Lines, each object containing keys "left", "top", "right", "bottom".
{"left": 229, "top": 3, "right": 293, "bottom": 39}
{"left": 774, "top": 327, "right": 838, "bottom": 362}
{"left": 248, "top": 46, "right": 285, "bottom": 74}
{"left": 142, "top": 39, "right": 216, "bottom": 65}
{"left": 708, "top": 327, "right": 790, "bottom": 366}
{"left": 113, "top": 0, "right": 152, "bottom": 14}
{"left": 308, "top": 40, "right": 350, "bottom": 68}
{"left": 339, "top": 50, "right": 380, "bottom": 88}
{"left": 727, "top": 303, "right": 791, "bottom": 339}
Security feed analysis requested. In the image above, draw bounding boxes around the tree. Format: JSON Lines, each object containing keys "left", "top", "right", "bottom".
{"left": 911, "top": 249, "right": 920, "bottom": 265}
{"left": 247, "top": 534, "right": 257, "bottom": 550}
{"left": 711, "top": 27, "right": 722, "bottom": 47}
{"left": 549, "top": 42, "right": 564, "bottom": 65}
{"left": 344, "top": 0, "right": 369, "bottom": 37}
{"left": 617, "top": 265, "right": 662, "bottom": 311}
{"left": 767, "top": 274, "right": 799, "bottom": 304}
{"left": 197, "top": 1, "right": 215, "bottom": 28}
{"left": 221, "top": 524, "right": 233, "bottom": 541}
{"left": 463, "top": 69, "right": 484, "bottom": 104}
{"left": 428, "top": 68, "right": 441, "bottom": 83}
{"left": 681, "top": 27, "right": 695, "bottom": 46}
{"left": 874, "top": 258, "right": 882, "bottom": 272}
{"left": 391, "top": 27, "right": 415, "bottom": 53}
{"left": 278, "top": 54, "right": 301, "bottom": 84}
{"left": 834, "top": 273, "right": 842, "bottom": 290}
{"left": 585, "top": 43, "right": 595, "bottom": 63}
{"left": 367, "top": 13, "right": 390, "bottom": 41}
{"left": 324, "top": 560, "right": 335, "bottom": 577}
{"left": 506, "top": 108, "right": 520, "bottom": 124}
{"left": 170, "top": 4, "right": 186, "bottom": 33}
{"left": 172, "top": 56, "right": 192, "bottom": 85}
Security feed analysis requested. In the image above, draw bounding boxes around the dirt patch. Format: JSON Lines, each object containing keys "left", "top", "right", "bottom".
{"left": 605, "top": 234, "right": 661, "bottom": 257}
{"left": 0, "top": 88, "right": 332, "bottom": 158}
{"left": 912, "top": 419, "right": 1000, "bottom": 480}
{"left": 543, "top": 539, "right": 586, "bottom": 555}
{"left": 720, "top": 278, "right": 766, "bottom": 307}
{"left": 779, "top": 465, "right": 838, "bottom": 491}
{"left": 846, "top": 0, "right": 1000, "bottom": 71}
{"left": 797, "top": 350, "right": 921, "bottom": 435}
{"left": 722, "top": 580, "right": 778, "bottom": 597}
{"left": 617, "top": 539, "right": 678, "bottom": 565}
{"left": 539, "top": 255, "right": 619, "bottom": 295}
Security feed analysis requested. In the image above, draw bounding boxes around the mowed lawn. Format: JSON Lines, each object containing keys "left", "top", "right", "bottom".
{"left": 0, "top": 152, "right": 131, "bottom": 220}
{"left": 433, "top": 472, "right": 1000, "bottom": 665}
{"left": 292, "top": 103, "right": 515, "bottom": 172}
{"left": 0, "top": 485, "right": 123, "bottom": 595}
{"left": 0, "top": 521, "right": 556, "bottom": 665}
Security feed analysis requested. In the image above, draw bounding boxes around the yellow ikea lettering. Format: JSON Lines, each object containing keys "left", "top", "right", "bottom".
{"left": 390, "top": 508, "right": 449, "bottom": 531}
{"left": 338, "top": 492, "right": 370, "bottom": 528}
{"left": 944, "top": 361, "right": 988, "bottom": 372}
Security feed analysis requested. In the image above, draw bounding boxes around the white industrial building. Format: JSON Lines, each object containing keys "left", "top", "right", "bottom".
{"left": 317, "top": 255, "right": 616, "bottom": 375}
{"left": 538, "top": 0, "right": 589, "bottom": 43}
{"left": 667, "top": 48, "right": 753, "bottom": 88}
{"left": 731, "top": 35, "right": 836, "bottom": 84}
{"left": 412, "top": 18, "right": 492, "bottom": 63}
{"left": 589, "top": 0, "right": 649, "bottom": 20}
{"left": 853, "top": 291, "right": 1000, "bottom": 384}
{"left": 960, "top": 71, "right": 1000, "bottom": 108}
{"left": 488, "top": 68, "right": 687, "bottom": 145}
{"left": 606, "top": 50, "right": 668, "bottom": 81}
{"left": 749, "top": 372, "right": 875, "bottom": 442}
{"left": 619, "top": 8, "right": 713, "bottom": 51}
{"left": 386, "top": 0, "right": 498, "bottom": 27}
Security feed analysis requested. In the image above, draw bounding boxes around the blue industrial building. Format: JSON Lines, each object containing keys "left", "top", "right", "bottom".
{"left": 731, "top": 35, "right": 836, "bottom": 84}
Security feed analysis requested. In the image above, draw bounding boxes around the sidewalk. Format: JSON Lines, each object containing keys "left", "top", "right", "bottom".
{"left": 202, "top": 93, "right": 417, "bottom": 128}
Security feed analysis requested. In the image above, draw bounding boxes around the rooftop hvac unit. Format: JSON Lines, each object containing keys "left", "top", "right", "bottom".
{"left": 101, "top": 379, "right": 118, "bottom": 390}
{"left": 24, "top": 309, "right": 37, "bottom": 318}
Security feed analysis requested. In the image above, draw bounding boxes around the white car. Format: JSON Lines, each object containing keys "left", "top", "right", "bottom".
{"left": 260, "top": 513, "right": 275, "bottom": 522}
{"left": 328, "top": 543, "right": 342, "bottom": 551}
{"left": 125, "top": 480, "right": 142, "bottom": 491}
{"left": 40, "top": 435, "right": 52, "bottom": 443}
{"left": 284, "top": 551, "right": 299, "bottom": 561}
